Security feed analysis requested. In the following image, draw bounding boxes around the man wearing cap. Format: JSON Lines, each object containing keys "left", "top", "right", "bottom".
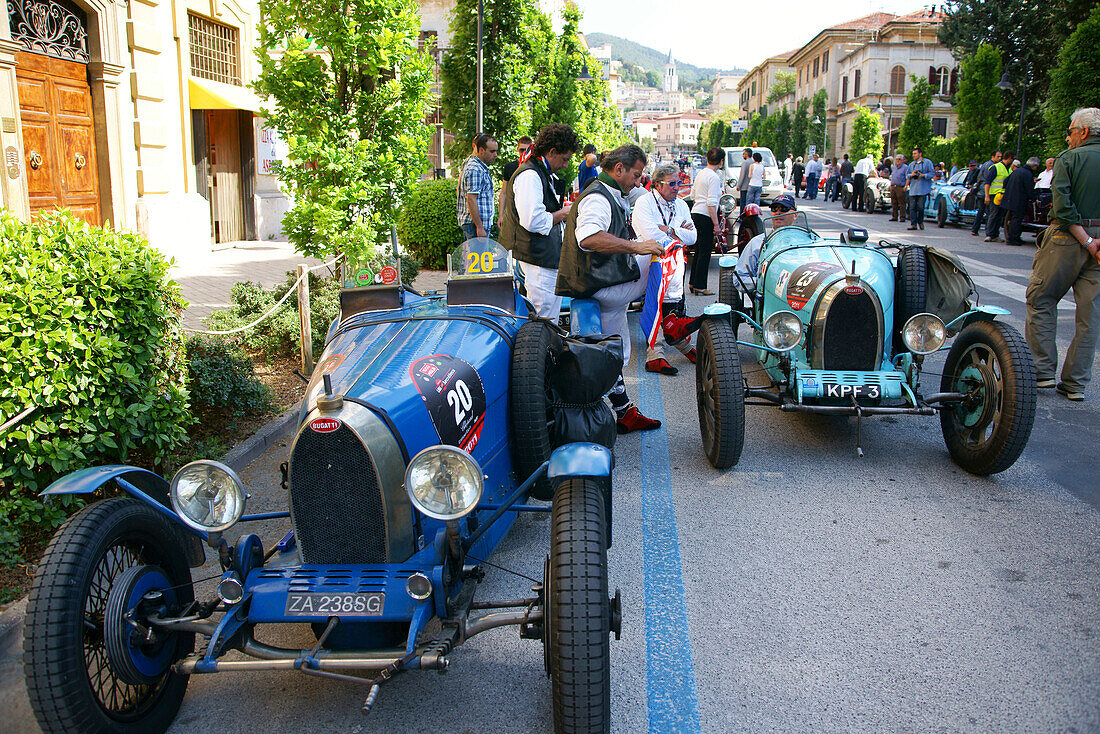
{"left": 730, "top": 194, "right": 798, "bottom": 289}
{"left": 1025, "top": 107, "right": 1100, "bottom": 402}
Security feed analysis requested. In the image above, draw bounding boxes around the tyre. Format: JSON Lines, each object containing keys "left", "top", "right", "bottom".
{"left": 893, "top": 246, "right": 928, "bottom": 354}
{"left": 841, "top": 186, "right": 851, "bottom": 208}
{"left": 24, "top": 498, "right": 194, "bottom": 734}
{"left": 546, "top": 478, "right": 611, "bottom": 734}
{"left": 696, "top": 318, "right": 745, "bottom": 469}
{"left": 511, "top": 320, "right": 557, "bottom": 500}
{"left": 718, "top": 267, "right": 742, "bottom": 310}
{"left": 939, "top": 320, "right": 1037, "bottom": 475}
{"left": 937, "top": 197, "right": 948, "bottom": 228}
{"left": 865, "top": 189, "right": 877, "bottom": 213}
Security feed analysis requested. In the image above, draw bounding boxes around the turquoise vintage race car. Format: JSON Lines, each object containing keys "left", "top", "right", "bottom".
{"left": 699, "top": 214, "right": 1037, "bottom": 474}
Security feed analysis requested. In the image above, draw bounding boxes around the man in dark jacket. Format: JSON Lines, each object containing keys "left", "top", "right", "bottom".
{"left": 791, "top": 157, "right": 805, "bottom": 197}
{"left": 1003, "top": 157, "right": 1040, "bottom": 246}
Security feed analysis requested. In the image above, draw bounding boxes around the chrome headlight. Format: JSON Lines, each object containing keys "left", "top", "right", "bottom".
{"left": 171, "top": 460, "right": 246, "bottom": 533}
{"left": 950, "top": 189, "right": 963, "bottom": 202}
{"left": 404, "top": 446, "right": 484, "bottom": 521}
{"left": 902, "top": 313, "right": 947, "bottom": 355}
{"left": 719, "top": 194, "right": 736, "bottom": 215}
{"left": 763, "top": 310, "right": 803, "bottom": 352}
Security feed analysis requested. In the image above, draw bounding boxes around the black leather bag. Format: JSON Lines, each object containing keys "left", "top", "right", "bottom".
{"left": 545, "top": 332, "right": 622, "bottom": 450}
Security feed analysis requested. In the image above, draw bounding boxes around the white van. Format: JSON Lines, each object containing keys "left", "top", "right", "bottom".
{"left": 721, "top": 146, "right": 783, "bottom": 203}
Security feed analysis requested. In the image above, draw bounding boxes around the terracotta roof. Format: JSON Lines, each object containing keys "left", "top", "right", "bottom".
{"left": 889, "top": 9, "right": 947, "bottom": 24}
{"left": 828, "top": 12, "right": 897, "bottom": 31}
{"left": 775, "top": 48, "right": 799, "bottom": 60}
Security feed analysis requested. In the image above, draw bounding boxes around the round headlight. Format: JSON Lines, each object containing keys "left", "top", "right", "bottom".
{"left": 950, "top": 189, "right": 962, "bottom": 202}
{"left": 170, "top": 460, "right": 246, "bottom": 533}
{"left": 719, "top": 194, "right": 736, "bottom": 215}
{"left": 902, "top": 313, "right": 947, "bottom": 355}
{"left": 404, "top": 446, "right": 484, "bottom": 521}
{"left": 763, "top": 310, "right": 804, "bottom": 352}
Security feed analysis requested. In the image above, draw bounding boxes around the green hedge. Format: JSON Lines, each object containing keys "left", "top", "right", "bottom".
{"left": 396, "top": 178, "right": 465, "bottom": 269}
{"left": 0, "top": 211, "right": 190, "bottom": 564}
{"left": 186, "top": 336, "right": 275, "bottom": 431}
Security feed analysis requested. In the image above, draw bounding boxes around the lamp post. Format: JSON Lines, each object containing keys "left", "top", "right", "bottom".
{"left": 812, "top": 114, "right": 824, "bottom": 155}
{"left": 873, "top": 93, "right": 891, "bottom": 159}
{"left": 476, "top": 0, "right": 484, "bottom": 134}
{"left": 995, "top": 71, "right": 1026, "bottom": 157}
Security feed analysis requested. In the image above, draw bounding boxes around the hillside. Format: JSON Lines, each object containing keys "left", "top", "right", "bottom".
{"left": 585, "top": 32, "right": 745, "bottom": 90}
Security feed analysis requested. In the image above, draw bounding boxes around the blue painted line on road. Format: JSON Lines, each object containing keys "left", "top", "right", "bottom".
{"left": 636, "top": 342, "right": 701, "bottom": 733}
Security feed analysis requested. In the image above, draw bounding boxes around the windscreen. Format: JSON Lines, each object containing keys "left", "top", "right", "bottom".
{"left": 449, "top": 237, "right": 511, "bottom": 278}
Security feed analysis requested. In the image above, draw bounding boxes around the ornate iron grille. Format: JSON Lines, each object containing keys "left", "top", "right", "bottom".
{"left": 289, "top": 423, "right": 387, "bottom": 565}
{"left": 7, "top": 0, "right": 89, "bottom": 62}
{"left": 188, "top": 12, "right": 240, "bottom": 86}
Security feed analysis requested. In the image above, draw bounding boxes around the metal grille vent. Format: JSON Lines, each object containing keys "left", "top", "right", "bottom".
{"left": 289, "top": 424, "right": 386, "bottom": 564}
{"left": 822, "top": 291, "right": 880, "bottom": 371}
{"left": 188, "top": 13, "right": 240, "bottom": 86}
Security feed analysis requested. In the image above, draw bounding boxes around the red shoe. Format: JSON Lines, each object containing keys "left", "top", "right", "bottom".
{"left": 662, "top": 314, "right": 693, "bottom": 344}
{"left": 645, "top": 358, "right": 678, "bottom": 375}
{"left": 616, "top": 406, "right": 661, "bottom": 434}
{"left": 686, "top": 348, "right": 696, "bottom": 363}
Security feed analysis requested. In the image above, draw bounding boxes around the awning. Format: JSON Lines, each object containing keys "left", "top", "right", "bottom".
{"left": 188, "top": 77, "right": 261, "bottom": 113}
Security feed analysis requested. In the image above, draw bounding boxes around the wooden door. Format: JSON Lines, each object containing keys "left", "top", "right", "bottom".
{"left": 15, "top": 51, "right": 100, "bottom": 225}
{"left": 206, "top": 110, "right": 243, "bottom": 242}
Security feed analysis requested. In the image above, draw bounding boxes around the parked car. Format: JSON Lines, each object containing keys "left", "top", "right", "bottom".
{"left": 841, "top": 175, "right": 894, "bottom": 213}
{"left": 721, "top": 146, "right": 783, "bottom": 203}
{"left": 699, "top": 216, "right": 1037, "bottom": 474}
{"left": 923, "top": 169, "right": 979, "bottom": 227}
{"left": 23, "top": 239, "right": 623, "bottom": 734}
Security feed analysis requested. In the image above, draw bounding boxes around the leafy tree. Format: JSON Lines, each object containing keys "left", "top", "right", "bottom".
{"left": 791, "top": 99, "right": 810, "bottom": 158}
{"left": 954, "top": 43, "right": 1004, "bottom": 166}
{"left": 849, "top": 105, "right": 884, "bottom": 162}
{"left": 759, "top": 113, "right": 779, "bottom": 152}
{"left": 440, "top": 0, "right": 551, "bottom": 172}
{"left": 1044, "top": 4, "right": 1100, "bottom": 155}
{"left": 897, "top": 76, "right": 933, "bottom": 156}
{"left": 743, "top": 113, "right": 764, "bottom": 149}
{"left": 256, "top": 0, "right": 433, "bottom": 267}
{"left": 767, "top": 72, "right": 796, "bottom": 103}
{"left": 773, "top": 108, "right": 791, "bottom": 160}
{"left": 809, "top": 90, "right": 829, "bottom": 154}
{"left": 645, "top": 70, "right": 661, "bottom": 88}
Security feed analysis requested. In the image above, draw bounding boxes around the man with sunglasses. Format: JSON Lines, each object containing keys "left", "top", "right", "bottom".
{"left": 730, "top": 194, "right": 799, "bottom": 292}
{"left": 632, "top": 161, "right": 697, "bottom": 374}
{"left": 1025, "top": 107, "right": 1100, "bottom": 402}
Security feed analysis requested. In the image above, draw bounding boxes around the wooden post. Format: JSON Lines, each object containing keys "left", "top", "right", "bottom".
{"left": 297, "top": 264, "right": 313, "bottom": 375}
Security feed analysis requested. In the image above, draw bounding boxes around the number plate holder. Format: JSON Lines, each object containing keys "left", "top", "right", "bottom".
{"left": 284, "top": 592, "right": 385, "bottom": 617}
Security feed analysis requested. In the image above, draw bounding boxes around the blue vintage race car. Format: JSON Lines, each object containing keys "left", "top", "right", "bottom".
{"left": 925, "top": 169, "right": 979, "bottom": 228}
{"left": 23, "top": 239, "right": 623, "bottom": 734}
{"left": 704, "top": 215, "right": 1037, "bottom": 474}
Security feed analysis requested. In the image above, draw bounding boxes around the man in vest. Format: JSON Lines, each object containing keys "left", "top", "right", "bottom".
{"left": 984, "top": 150, "right": 1015, "bottom": 242}
{"left": 499, "top": 124, "right": 578, "bottom": 318}
{"left": 970, "top": 150, "right": 1002, "bottom": 236}
{"left": 557, "top": 144, "right": 665, "bottom": 433}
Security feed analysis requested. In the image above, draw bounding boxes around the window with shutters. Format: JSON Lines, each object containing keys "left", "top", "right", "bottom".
{"left": 938, "top": 66, "right": 950, "bottom": 95}
{"left": 890, "top": 65, "right": 905, "bottom": 95}
{"left": 932, "top": 117, "right": 947, "bottom": 137}
{"left": 842, "top": 75, "right": 848, "bottom": 103}
{"left": 854, "top": 69, "right": 861, "bottom": 98}
{"left": 798, "top": 68, "right": 802, "bottom": 85}
{"left": 813, "top": 57, "right": 819, "bottom": 77}
{"left": 841, "top": 121, "right": 847, "bottom": 146}
{"left": 189, "top": 13, "right": 241, "bottom": 86}
{"left": 822, "top": 50, "right": 829, "bottom": 73}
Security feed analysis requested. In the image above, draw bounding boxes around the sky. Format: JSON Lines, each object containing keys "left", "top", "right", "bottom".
{"left": 573, "top": 0, "right": 936, "bottom": 72}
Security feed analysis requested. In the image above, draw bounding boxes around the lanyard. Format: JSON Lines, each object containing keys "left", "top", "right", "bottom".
{"left": 653, "top": 191, "right": 674, "bottom": 226}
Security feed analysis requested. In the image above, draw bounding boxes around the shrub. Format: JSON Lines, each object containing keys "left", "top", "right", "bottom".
{"left": 397, "top": 178, "right": 465, "bottom": 269}
{"left": 0, "top": 210, "right": 191, "bottom": 559}
{"left": 925, "top": 137, "right": 957, "bottom": 169}
{"left": 186, "top": 336, "right": 275, "bottom": 430}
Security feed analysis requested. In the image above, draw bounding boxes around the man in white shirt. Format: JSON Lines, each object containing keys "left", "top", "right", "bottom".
{"left": 557, "top": 145, "right": 664, "bottom": 433}
{"left": 632, "top": 162, "right": 697, "bottom": 374}
{"left": 1036, "top": 157, "right": 1055, "bottom": 189}
{"left": 499, "top": 124, "right": 577, "bottom": 318}
{"left": 852, "top": 153, "right": 875, "bottom": 211}
{"left": 783, "top": 154, "right": 794, "bottom": 188}
{"left": 688, "top": 147, "right": 724, "bottom": 295}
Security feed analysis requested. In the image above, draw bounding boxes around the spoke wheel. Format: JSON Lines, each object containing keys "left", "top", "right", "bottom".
{"left": 940, "top": 320, "right": 1036, "bottom": 475}
{"left": 24, "top": 498, "right": 193, "bottom": 734}
{"left": 696, "top": 318, "right": 745, "bottom": 469}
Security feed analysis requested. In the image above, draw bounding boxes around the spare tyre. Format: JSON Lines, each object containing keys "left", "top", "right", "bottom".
{"left": 894, "top": 245, "right": 929, "bottom": 355}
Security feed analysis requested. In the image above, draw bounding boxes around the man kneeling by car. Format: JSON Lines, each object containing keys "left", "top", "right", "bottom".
{"left": 730, "top": 194, "right": 799, "bottom": 291}
{"left": 557, "top": 144, "right": 665, "bottom": 433}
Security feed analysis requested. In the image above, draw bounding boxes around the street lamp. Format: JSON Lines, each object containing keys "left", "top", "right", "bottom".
{"left": 812, "top": 114, "right": 824, "bottom": 154}
{"left": 873, "top": 93, "right": 891, "bottom": 158}
{"left": 995, "top": 70, "right": 1027, "bottom": 157}
{"left": 577, "top": 64, "right": 594, "bottom": 81}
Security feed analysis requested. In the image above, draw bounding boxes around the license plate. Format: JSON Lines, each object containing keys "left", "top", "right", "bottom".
{"left": 822, "top": 383, "right": 881, "bottom": 399}
{"left": 284, "top": 592, "right": 385, "bottom": 617}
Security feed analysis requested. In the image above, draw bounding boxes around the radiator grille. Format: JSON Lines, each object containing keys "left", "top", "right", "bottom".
{"left": 822, "top": 291, "right": 880, "bottom": 371}
{"left": 289, "top": 423, "right": 386, "bottom": 564}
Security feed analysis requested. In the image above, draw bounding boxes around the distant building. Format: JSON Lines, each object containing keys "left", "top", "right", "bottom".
{"left": 663, "top": 50, "right": 678, "bottom": 93}
{"left": 633, "top": 115, "right": 660, "bottom": 146}
{"left": 653, "top": 111, "right": 706, "bottom": 157}
{"left": 711, "top": 74, "right": 744, "bottom": 113}
{"left": 737, "top": 49, "right": 798, "bottom": 119}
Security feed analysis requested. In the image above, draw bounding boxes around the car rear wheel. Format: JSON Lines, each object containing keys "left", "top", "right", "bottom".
{"left": 736, "top": 216, "right": 761, "bottom": 255}
{"left": 511, "top": 320, "right": 557, "bottom": 500}
{"left": 937, "top": 197, "right": 948, "bottom": 228}
{"left": 841, "top": 186, "right": 852, "bottom": 208}
{"left": 546, "top": 477, "right": 611, "bottom": 734}
{"left": 696, "top": 318, "right": 745, "bottom": 468}
{"left": 940, "top": 320, "right": 1036, "bottom": 474}
{"left": 865, "top": 188, "right": 877, "bottom": 212}
{"left": 894, "top": 246, "right": 928, "bottom": 354}
{"left": 24, "top": 498, "right": 194, "bottom": 734}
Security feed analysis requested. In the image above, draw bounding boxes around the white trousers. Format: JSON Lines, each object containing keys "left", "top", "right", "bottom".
{"left": 518, "top": 261, "right": 562, "bottom": 319}
{"left": 590, "top": 255, "right": 652, "bottom": 367}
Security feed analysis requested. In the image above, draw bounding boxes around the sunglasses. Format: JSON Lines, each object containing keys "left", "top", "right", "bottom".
{"left": 661, "top": 180, "right": 681, "bottom": 188}
{"left": 770, "top": 206, "right": 792, "bottom": 213}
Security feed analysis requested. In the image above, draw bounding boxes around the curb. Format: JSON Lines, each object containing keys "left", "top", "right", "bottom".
{"left": 220, "top": 402, "right": 301, "bottom": 473}
{"left": 0, "top": 597, "right": 25, "bottom": 653}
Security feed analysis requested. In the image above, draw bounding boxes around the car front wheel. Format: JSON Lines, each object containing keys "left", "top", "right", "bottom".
{"left": 939, "top": 320, "right": 1037, "bottom": 475}
{"left": 937, "top": 197, "right": 948, "bottom": 228}
{"left": 24, "top": 498, "right": 194, "bottom": 734}
{"left": 511, "top": 320, "right": 557, "bottom": 499}
{"left": 696, "top": 317, "right": 745, "bottom": 468}
{"left": 546, "top": 477, "right": 611, "bottom": 734}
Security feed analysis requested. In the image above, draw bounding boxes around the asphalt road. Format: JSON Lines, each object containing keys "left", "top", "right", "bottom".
{"left": 10, "top": 199, "right": 1100, "bottom": 733}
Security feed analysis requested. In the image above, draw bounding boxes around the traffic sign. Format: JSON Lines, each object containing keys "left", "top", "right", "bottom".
{"left": 808, "top": 144, "right": 817, "bottom": 157}
{"left": 729, "top": 120, "right": 747, "bottom": 133}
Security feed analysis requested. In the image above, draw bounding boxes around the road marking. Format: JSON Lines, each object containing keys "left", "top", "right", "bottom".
{"left": 636, "top": 350, "right": 701, "bottom": 733}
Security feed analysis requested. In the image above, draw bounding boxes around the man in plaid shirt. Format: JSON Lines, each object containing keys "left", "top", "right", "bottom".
{"left": 457, "top": 133, "right": 499, "bottom": 240}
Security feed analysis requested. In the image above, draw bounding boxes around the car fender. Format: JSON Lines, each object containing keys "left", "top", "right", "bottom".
{"left": 946, "top": 304, "right": 1011, "bottom": 334}
{"left": 42, "top": 465, "right": 206, "bottom": 566}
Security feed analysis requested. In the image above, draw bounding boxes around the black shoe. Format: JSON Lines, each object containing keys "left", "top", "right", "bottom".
{"left": 1056, "top": 383, "right": 1084, "bottom": 401}
{"left": 918, "top": 223, "right": 925, "bottom": 230}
